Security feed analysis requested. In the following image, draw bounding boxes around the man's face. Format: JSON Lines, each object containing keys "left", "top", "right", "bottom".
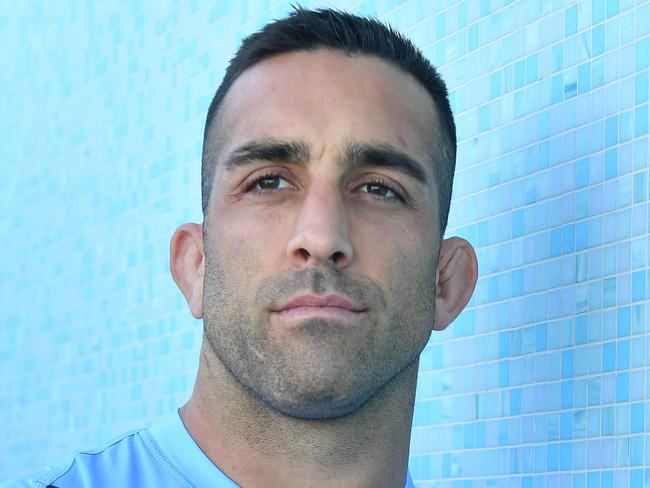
{"left": 202, "top": 50, "right": 442, "bottom": 419}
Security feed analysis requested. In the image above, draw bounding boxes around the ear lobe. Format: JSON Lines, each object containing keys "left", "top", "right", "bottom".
{"left": 432, "top": 237, "right": 479, "bottom": 331}
{"left": 170, "top": 223, "right": 205, "bottom": 319}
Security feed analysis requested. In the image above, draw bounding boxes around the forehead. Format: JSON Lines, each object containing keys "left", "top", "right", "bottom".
{"left": 210, "top": 49, "right": 439, "bottom": 169}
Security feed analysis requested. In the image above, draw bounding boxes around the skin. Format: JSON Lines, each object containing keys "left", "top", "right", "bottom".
{"left": 170, "top": 49, "right": 478, "bottom": 488}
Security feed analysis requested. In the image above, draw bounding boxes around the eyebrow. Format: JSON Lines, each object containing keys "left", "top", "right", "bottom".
{"left": 223, "top": 138, "right": 429, "bottom": 185}
{"left": 344, "top": 142, "right": 429, "bottom": 186}
{"left": 224, "top": 139, "right": 310, "bottom": 170}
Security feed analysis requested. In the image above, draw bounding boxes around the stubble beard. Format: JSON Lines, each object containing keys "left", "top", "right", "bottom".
{"left": 200, "top": 241, "right": 437, "bottom": 420}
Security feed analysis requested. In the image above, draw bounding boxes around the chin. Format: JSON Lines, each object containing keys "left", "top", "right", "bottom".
{"left": 238, "top": 369, "right": 374, "bottom": 420}
{"left": 262, "top": 392, "right": 372, "bottom": 420}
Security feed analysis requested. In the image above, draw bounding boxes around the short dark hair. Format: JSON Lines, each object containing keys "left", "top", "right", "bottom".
{"left": 201, "top": 7, "right": 456, "bottom": 237}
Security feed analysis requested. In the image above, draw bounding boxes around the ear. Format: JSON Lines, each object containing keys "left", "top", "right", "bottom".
{"left": 433, "top": 236, "right": 478, "bottom": 331}
{"left": 170, "top": 223, "right": 205, "bottom": 319}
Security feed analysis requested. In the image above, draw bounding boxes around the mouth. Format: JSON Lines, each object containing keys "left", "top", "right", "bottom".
{"left": 271, "top": 294, "right": 368, "bottom": 324}
{"left": 273, "top": 306, "right": 366, "bottom": 321}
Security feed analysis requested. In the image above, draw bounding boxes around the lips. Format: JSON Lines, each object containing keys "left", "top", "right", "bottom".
{"left": 276, "top": 294, "right": 364, "bottom": 313}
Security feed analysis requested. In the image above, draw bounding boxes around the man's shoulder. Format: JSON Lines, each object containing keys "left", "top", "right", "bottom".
{"left": 0, "top": 422, "right": 190, "bottom": 488}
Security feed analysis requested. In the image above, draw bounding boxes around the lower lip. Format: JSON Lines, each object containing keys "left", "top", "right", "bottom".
{"left": 272, "top": 306, "right": 365, "bottom": 322}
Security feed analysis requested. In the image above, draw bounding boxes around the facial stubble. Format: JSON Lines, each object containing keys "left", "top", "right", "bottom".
{"left": 200, "top": 233, "right": 438, "bottom": 421}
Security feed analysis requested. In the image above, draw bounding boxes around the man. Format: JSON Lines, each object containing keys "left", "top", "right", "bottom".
{"left": 3, "top": 7, "right": 478, "bottom": 488}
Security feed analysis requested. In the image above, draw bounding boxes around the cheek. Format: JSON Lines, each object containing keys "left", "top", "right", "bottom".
{"left": 358, "top": 218, "right": 437, "bottom": 302}
{"left": 212, "top": 206, "right": 290, "bottom": 263}
{"left": 352, "top": 215, "right": 425, "bottom": 263}
{"left": 384, "top": 244, "right": 438, "bottom": 345}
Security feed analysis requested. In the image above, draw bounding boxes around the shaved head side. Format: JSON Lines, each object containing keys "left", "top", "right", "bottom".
{"left": 200, "top": 7, "right": 456, "bottom": 238}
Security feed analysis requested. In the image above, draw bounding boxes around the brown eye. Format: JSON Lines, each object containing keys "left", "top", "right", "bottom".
{"left": 361, "top": 182, "right": 398, "bottom": 199}
{"left": 245, "top": 173, "right": 293, "bottom": 193}
{"left": 359, "top": 178, "right": 403, "bottom": 204}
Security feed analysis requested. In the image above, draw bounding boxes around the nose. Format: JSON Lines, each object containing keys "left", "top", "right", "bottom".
{"left": 286, "top": 184, "right": 353, "bottom": 269}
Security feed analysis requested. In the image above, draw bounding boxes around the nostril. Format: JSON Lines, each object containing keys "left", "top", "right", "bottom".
{"left": 299, "top": 249, "right": 310, "bottom": 260}
{"left": 331, "top": 251, "right": 345, "bottom": 264}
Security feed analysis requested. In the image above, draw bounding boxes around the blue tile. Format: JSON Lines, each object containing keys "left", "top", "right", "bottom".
{"left": 480, "top": 0, "right": 489, "bottom": 16}
{"left": 557, "top": 442, "right": 571, "bottom": 470}
{"left": 637, "top": 2, "right": 650, "bottom": 34}
{"left": 635, "top": 105, "right": 648, "bottom": 136}
{"left": 560, "top": 412, "right": 573, "bottom": 440}
{"left": 561, "top": 224, "right": 575, "bottom": 254}
{"left": 618, "top": 209, "right": 631, "bottom": 239}
{"left": 514, "top": 59, "right": 526, "bottom": 89}
{"left": 602, "top": 406, "right": 615, "bottom": 436}
{"left": 499, "top": 360, "right": 510, "bottom": 387}
{"left": 574, "top": 472, "right": 586, "bottom": 488}
{"left": 617, "top": 306, "right": 631, "bottom": 336}
{"left": 606, "top": 0, "right": 620, "bottom": 20}
{"left": 636, "top": 72, "right": 649, "bottom": 103}
{"left": 592, "top": 56, "right": 605, "bottom": 89}
{"left": 616, "top": 372, "right": 630, "bottom": 402}
{"left": 630, "top": 336, "right": 645, "bottom": 367}
{"left": 562, "top": 350, "right": 574, "bottom": 378}
{"left": 590, "top": 209, "right": 603, "bottom": 241}
{"left": 551, "top": 74, "right": 563, "bottom": 104}
{"left": 468, "top": 23, "right": 478, "bottom": 50}
{"left": 604, "top": 117, "right": 618, "bottom": 148}
{"left": 575, "top": 315, "right": 587, "bottom": 345}
{"left": 593, "top": 25, "right": 606, "bottom": 56}
{"left": 479, "top": 105, "right": 490, "bottom": 132}
{"left": 561, "top": 380, "right": 573, "bottom": 409}
{"left": 601, "top": 471, "right": 613, "bottom": 488}
{"left": 575, "top": 221, "right": 588, "bottom": 250}
{"left": 575, "top": 381, "right": 588, "bottom": 409}
{"left": 578, "top": 63, "right": 591, "bottom": 94}
{"left": 574, "top": 441, "right": 587, "bottom": 470}
{"left": 463, "top": 422, "right": 475, "bottom": 448}
{"left": 617, "top": 339, "right": 630, "bottom": 369}
{"left": 565, "top": 5, "right": 577, "bottom": 36}
{"left": 634, "top": 171, "right": 648, "bottom": 203}
{"left": 591, "top": 121, "right": 605, "bottom": 153}
{"left": 476, "top": 421, "right": 486, "bottom": 447}
{"left": 490, "top": 71, "right": 501, "bottom": 99}
{"left": 527, "top": 54, "right": 538, "bottom": 84}
{"left": 637, "top": 38, "right": 650, "bottom": 70}
{"left": 576, "top": 190, "right": 588, "bottom": 220}
{"left": 604, "top": 309, "right": 617, "bottom": 340}
{"left": 536, "top": 323, "right": 548, "bottom": 352}
{"left": 457, "top": 2, "right": 467, "bottom": 28}
{"left": 588, "top": 408, "right": 601, "bottom": 436}
{"left": 620, "top": 109, "right": 633, "bottom": 141}
{"left": 631, "top": 470, "right": 643, "bottom": 486}
{"left": 631, "top": 403, "right": 644, "bottom": 433}
{"left": 564, "top": 72, "right": 578, "bottom": 99}
{"left": 632, "top": 270, "right": 646, "bottom": 302}
{"left": 628, "top": 436, "right": 643, "bottom": 465}
{"left": 546, "top": 412, "right": 559, "bottom": 441}
{"left": 603, "top": 277, "right": 617, "bottom": 307}
{"left": 587, "top": 470, "right": 600, "bottom": 487}
{"left": 603, "top": 342, "right": 616, "bottom": 372}
{"left": 605, "top": 214, "right": 617, "bottom": 242}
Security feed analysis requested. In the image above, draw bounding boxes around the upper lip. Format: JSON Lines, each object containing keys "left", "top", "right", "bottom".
{"left": 276, "top": 294, "right": 364, "bottom": 312}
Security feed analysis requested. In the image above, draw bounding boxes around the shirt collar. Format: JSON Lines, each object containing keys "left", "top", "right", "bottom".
{"left": 147, "top": 408, "right": 240, "bottom": 487}
{"left": 149, "top": 408, "right": 416, "bottom": 487}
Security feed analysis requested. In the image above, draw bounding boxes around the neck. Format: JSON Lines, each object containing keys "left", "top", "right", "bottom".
{"left": 179, "top": 340, "right": 418, "bottom": 488}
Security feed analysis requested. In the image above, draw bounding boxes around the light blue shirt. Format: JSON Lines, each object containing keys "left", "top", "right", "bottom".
{"left": 2, "top": 409, "right": 417, "bottom": 487}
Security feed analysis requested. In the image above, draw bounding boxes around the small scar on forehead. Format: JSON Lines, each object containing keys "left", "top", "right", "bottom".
{"left": 396, "top": 133, "right": 409, "bottom": 149}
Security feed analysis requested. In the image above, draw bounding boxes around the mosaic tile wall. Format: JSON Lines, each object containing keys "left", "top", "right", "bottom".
{"left": 1, "top": 0, "right": 648, "bottom": 485}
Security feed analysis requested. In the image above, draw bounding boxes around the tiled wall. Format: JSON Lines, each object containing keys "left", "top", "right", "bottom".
{"left": 1, "top": 0, "right": 648, "bottom": 485}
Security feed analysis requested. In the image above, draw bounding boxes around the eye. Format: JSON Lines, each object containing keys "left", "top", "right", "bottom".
{"left": 359, "top": 178, "right": 403, "bottom": 204}
{"left": 244, "top": 172, "right": 294, "bottom": 194}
